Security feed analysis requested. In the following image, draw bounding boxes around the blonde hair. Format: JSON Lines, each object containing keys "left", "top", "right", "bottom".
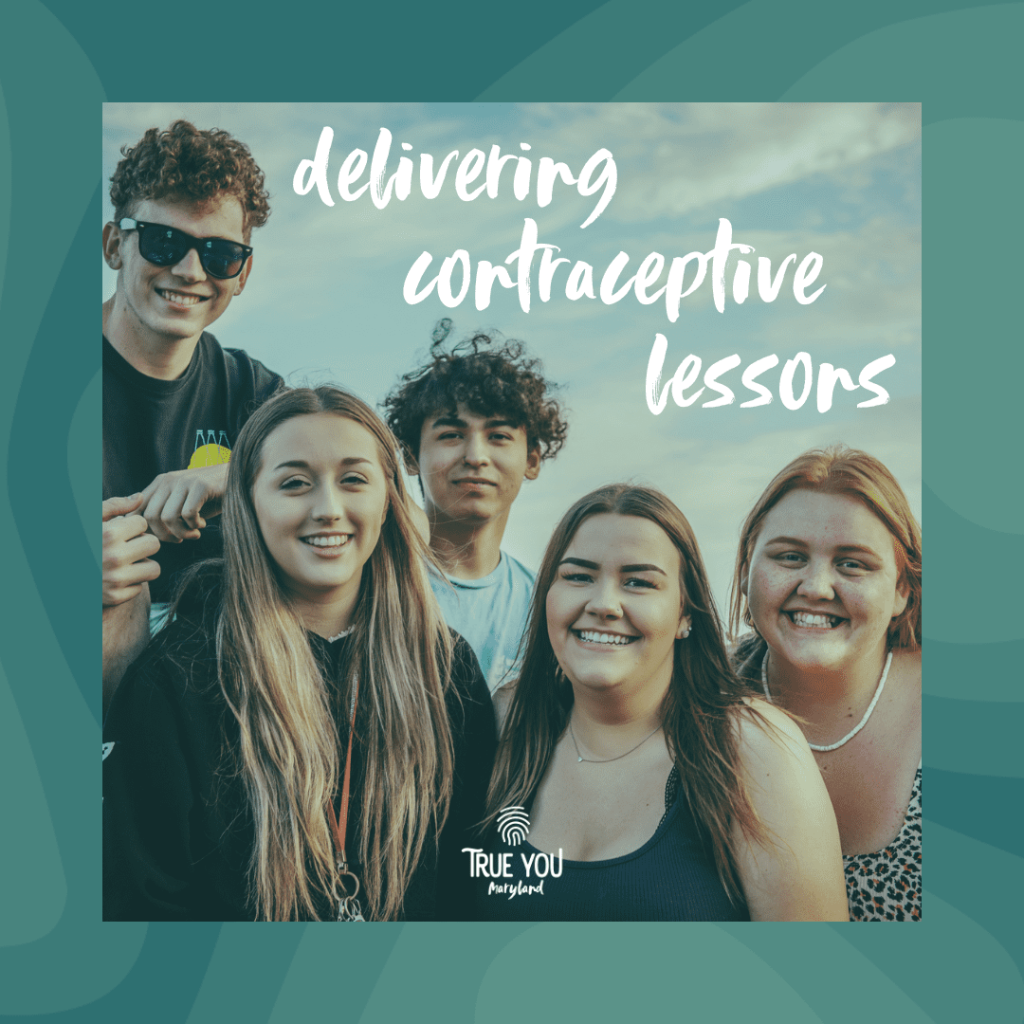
{"left": 729, "top": 445, "right": 921, "bottom": 650}
{"left": 487, "top": 485, "right": 767, "bottom": 903}
{"left": 217, "top": 386, "right": 454, "bottom": 920}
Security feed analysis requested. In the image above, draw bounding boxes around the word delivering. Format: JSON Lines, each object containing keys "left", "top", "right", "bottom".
{"left": 293, "top": 127, "right": 617, "bottom": 229}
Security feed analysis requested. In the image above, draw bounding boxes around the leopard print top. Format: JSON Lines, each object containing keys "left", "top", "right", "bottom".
{"left": 731, "top": 634, "right": 922, "bottom": 922}
{"left": 843, "top": 766, "right": 922, "bottom": 921}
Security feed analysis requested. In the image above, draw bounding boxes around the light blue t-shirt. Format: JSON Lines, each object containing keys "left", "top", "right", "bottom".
{"left": 430, "top": 551, "right": 535, "bottom": 693}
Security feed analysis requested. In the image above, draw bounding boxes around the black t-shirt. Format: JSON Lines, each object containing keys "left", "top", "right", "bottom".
{"left": 102, "top": 333, "right": 283, "bottom": 602}
{"left": 102, "top": 571, "right": 497, "bottom": 921}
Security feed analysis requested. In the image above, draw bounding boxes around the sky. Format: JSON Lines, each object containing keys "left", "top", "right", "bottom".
{"left": 103, "top": 102, "right": 921, "bottom": 616}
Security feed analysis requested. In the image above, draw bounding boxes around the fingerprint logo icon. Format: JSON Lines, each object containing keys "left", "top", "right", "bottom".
{"left": 497, "top": 806, "right": 530, "bottom": 846}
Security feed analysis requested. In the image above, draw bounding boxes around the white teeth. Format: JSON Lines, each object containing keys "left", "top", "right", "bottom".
{"left": 577, "top": 630, "right": 635, "bottom": 646}
{"left": 790, "top": 612, "right": 839, "bottom": 628}
{"left": 160, "top": 289, "right": 203, "bottom": 305}
{"left": 303, "top": 535, "right": 349, "bottom": 548}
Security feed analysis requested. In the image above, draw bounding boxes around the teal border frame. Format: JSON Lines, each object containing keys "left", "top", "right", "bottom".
{"left": 2, "top": 1, "right": 1021, "bottom": 1020}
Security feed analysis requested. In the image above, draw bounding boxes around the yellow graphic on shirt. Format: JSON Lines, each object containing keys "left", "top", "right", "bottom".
{"left": 189, "top": 430, "right": 233, "bottom": 469}
{"left": 189, "top": 444, "right": 232, "bottom": 468}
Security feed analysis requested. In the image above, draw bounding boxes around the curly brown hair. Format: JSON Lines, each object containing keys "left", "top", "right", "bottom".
{"left": 383, "top": 319, "right": 568, "bottom": 472}
{"left": 109, "top": 120, "right": 271, "bottom": 240}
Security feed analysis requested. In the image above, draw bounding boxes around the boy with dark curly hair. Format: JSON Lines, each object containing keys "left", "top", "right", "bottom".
{"left": 102, "top": 120, "right": 282, "bottom": 706}
{"left": 384, "top": 320, "right": 567, "bottom": 691}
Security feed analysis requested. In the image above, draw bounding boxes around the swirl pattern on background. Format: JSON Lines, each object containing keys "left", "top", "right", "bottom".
{"left": 1, "top": 0, "right": 1021, "bottom": 1019}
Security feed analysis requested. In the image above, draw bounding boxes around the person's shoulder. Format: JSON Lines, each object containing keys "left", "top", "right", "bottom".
{"left": 137, "top": 612, "right": 217, "bottom": 688}
{"left": 732, "top": 698, "right": 813, "bottom": 775}
{"left": 199, "top": 330, "right": 223, "bottom": 349}
{"left": 218, "top": 338, "right": 283, "bottom": 388}
{"left": 728, "top": 702, "right": 846, "bottom": 921}
{"left": 102, "top": 334, "right": 143, "bottom": 384}
{"left": 501, "top": 551, "right": 536, "bottom": 586}
{"left": 428, "top": 567, "right": 451, "bottom": 594}
{"left": 203, "top": 336, "right": 283, "bottom": 423}
{"left": 189, "top": 330, "right": 228, "bottom": 365}
{"left": 116, "top": 565, "right": 223, "bottom": 709}
{"left": 107, "top": 623, "right": 218, "bottom": 734}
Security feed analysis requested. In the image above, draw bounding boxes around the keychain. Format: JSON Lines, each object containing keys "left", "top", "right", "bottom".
{"left": 329, "top": 680, "right": 365, "bottom": 921}
{"left": 336, "top": 863, "right": 365, "bottom": 922}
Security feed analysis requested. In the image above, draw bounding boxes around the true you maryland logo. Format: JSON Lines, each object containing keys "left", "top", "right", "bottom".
{"left": 462, "top": 807, "right": 564, "bottom": 899}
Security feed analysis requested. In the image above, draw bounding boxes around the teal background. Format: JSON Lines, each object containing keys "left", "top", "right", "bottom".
{"left": 1, "top": 1, "right": 1020, "bottom": 1022}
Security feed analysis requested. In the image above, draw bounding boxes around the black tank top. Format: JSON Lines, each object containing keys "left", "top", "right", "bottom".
{"left": 474, "top": 768, "right": 749, "bottom": 921}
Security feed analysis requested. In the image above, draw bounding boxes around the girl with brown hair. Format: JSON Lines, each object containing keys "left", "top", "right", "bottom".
{"left": 731, "top": 446, "right": 922, "bottom": 921}
{"left": 477, "top": 484, "right": 846, "bottom": 921}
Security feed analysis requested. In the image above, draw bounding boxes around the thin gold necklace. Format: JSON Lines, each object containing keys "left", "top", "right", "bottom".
{"left": 568, "top": 717, "right": 662, "bottom": 763}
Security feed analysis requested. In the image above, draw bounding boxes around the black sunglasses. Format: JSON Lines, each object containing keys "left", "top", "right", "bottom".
{"left": 118, "top": 218, "right": 253, "bottom": 280}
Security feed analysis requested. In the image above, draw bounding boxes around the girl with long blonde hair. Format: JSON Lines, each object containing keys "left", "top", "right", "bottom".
{"left": 104, "top": 386, "right": 495, "bottom": 920}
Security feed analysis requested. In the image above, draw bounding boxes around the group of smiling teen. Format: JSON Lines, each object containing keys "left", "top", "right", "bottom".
{"left": 102, "top": 122, "right": 921, "bottom": 923}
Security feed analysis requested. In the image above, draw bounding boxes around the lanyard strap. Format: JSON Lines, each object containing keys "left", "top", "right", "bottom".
{"left": 327, "top": 682, "right": 359, "bottom": 871}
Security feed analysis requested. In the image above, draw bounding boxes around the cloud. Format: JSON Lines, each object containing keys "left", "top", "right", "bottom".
{"left": 498, "top": 103, "right": 920, "bottom": 223}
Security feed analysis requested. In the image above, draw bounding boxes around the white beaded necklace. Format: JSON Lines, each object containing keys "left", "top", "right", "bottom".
{"left": 760, "top": 649, "right": 892, "bottom": 752}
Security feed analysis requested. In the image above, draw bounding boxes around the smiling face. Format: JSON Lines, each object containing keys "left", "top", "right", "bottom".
{"left": 744, "top": 489, "right": 909, "bottom": 675}
{"left": 416, "top": 403, "right": 540, "bottom": 527}
{"left": 252, "top": 413, "right": 389, "bottom": 626}
{"left": 104, "top": 193, "right": 251, "bottom": 349}
{"left": 545, "top": 513, "right": 691, "bottom": 699}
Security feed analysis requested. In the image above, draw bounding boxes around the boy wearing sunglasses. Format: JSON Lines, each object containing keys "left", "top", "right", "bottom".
{"left": 102, "top": 121, "right": 283, "bottom": 706}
